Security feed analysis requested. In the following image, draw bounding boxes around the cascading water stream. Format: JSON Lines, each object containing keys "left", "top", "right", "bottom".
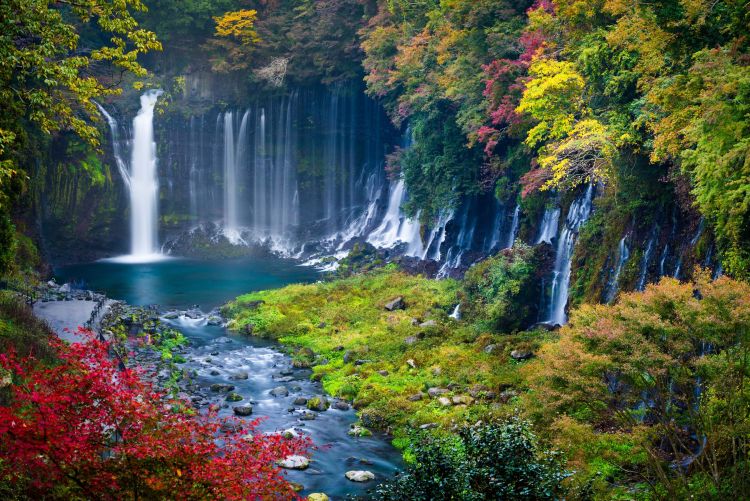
{"left": 505, "top": 204, "right": 521, "bottom": 249}
{"left": 543, "top": 184, "right": 594, "bottom": 325}
{"left": 605, "top": 235, "right": 631, "bottom": 303}
{"left": 222, "top": 110, "right": 249, "bottom": 242}
{"left": 636, "top": 227, "right": 658, "bottom": 291}
{"left": 129, "top": 91, "right": 163, "bottom": 259}
{"left": 94, "top": 103, "right": 130, "bottom": 190}
{"left": 536, "top": 206, "right": 561, "bottom": 244}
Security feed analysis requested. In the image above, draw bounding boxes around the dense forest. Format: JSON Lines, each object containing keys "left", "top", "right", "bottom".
{"left": 1, "top": 0, "right": 749, "bottom": 499}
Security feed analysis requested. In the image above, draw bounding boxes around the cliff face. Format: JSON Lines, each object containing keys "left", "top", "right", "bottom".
{"left": 32, "top": 74, "right": 714, "bottom": 321}
{"left": 33, "top": 135, "right": 128, "bottom": 265}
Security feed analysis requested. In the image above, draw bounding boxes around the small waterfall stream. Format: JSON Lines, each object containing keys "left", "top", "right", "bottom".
{"left": 605, "top": 235, "right": 631, "bottom": 303}
{"left": 536, "top": 206, "right": 561, "bottom": 244}
{"left": 543, "top": 184, "right": 594, "bottom": 325}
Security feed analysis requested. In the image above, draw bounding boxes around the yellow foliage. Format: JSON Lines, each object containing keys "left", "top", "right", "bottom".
{"left": 213, "top": 9, "right": 260, "bottom": 45}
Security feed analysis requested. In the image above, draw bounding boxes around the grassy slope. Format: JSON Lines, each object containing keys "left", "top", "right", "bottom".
{"left": 223, "top": 267, "right": 553, "bottom": 447}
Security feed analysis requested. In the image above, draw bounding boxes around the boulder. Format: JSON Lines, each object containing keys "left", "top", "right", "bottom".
{"left": 308, "top": 494, "right": 329, "bottom": 501}
{"left": 293, "top": 397, "right": 308, "bottom": 406}
{"left": 348, "top": 425, "right": 372, "bottom": 437}
{"left": 229, "top": 371, "right": 249, "bottom": 380}
{"left": 419, "top": 319, "right": 437, "bottom": 328}
{"left": 343, "top": 351, "right": 355, "bottom": 363}
{"left": 297, "top": 347, "right": 315, "bottom": 359}
{"left": 377, "top": 370, "right": 389, "bottom": 377}
{"left": 407, "top": 392, "right": 425, "bottom": 402}
{"left": 282, "top": 428, "right": 299, "bottom": 439}
{"left": 406, "top": 358, "right": 417, "bottom": 369}
{"left": 452, "top": 395, "right": 474, "bottom": 405}
{"left": 499, "top": 389, "right": 519, "bottom": 403}
{"left": 270, "top": 386, "right": 289, "bottom": 397}
{"left": 226, "top": 392, "right": 243, "bottom": 402}
{"left": 210, "top": 383, "right": 235, "bottom": 392}
{"left": 484, "top": 344, "right": 500, "bottom": 354}
{"left": 345, "top": 470, "right": 375, "bottom": 482}
{"left": 233, "top": 405, "right": 253, "bottom": 416}
{"left": 510, "top": 350, "right": 534, "bottom": 361}
{"left": 299, "top": 411, "right": 317, "bottom": 421}
{"left": 332, "top": 401, "right": 351, "bottom": 411}
{"left": 419, "top": 423, "right": 438, "bottom": 430}
{"left": 438, "top": 397, "right": 452, "bottom": 407}
{"left": 384, "top": 297, "right": 405, "bottom": 311}
{"left": 277, "top": 455, "right": 310, "bottom": 470}
{"left": 427, "top": 387, "right": 449, "bottom": 398}
{"left": 306, "top": 396, "right": 330, "bottom": 412}
{"left": 404, "top": 336, "right": 419, "bottom": 345}
{"left": 244, "top": 300, "right": 265, "bottom": 310}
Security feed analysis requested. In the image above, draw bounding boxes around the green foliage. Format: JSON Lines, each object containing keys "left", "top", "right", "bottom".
{"left": 0, "top": 212, "right": 15, "bottom": 277}
{"left": 461, "top": 243, "right": 541, "bottom": 332}
{"left": 224, "top": 267, "right": 544, "bottom": 442}
{"left": 525, "top": 271, "right": 750, "bottom": 498}
{"left": 0, "top": 293, "right": 56, "bottom": 366}
{"left": 374, "top": 419, "right": 566, "bottom": 500}
{"left": 0, "top": 0, "right": 160, "bottom": 207}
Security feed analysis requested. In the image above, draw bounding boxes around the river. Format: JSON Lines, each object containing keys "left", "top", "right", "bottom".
{"left": 55, "top": 256, "right": 403, "bottom": 499}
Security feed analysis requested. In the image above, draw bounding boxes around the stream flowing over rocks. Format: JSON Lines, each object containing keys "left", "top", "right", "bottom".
{"left": 141, "top": 310, "right": 401, "bottom": 498}
{"left": 43, "top": 264, "right": 402, "bottom": 499}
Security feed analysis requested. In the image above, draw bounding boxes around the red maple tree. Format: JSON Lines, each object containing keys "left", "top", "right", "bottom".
{"left": 0, "top": 330, "right": 308, "bottom": 499}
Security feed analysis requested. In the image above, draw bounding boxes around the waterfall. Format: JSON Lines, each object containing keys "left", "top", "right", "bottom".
{"left": 536, "top": 206, "right": 561, "bottom": 244}
{"left": 605, "top": 235, "right": 631, "bottom": 303}
{"left": 449, "top": 303, "right": 461, "bottom": 320}
{"left": 421, "top": 209, "right": 454, "bottom": 260}
{"left": 543, "top": 184, "right": 594, "bottom": 325}
{"left": 128, "top": 90, "right": 163, "bottom": 259}
{"left": 367, "top": 179, "right": 422, "bottom": 255}
{"left": 505, "top": 204, "right": 521, "bottom": 249}
{"left": 659, "top": 244, "right": 669, "bottom": 277}
{"left": 222, "top": 110, "right": 249, "bottom": 242}
{"left": 637, "top": 228, "right": 657, "bottom": 290}
{"left": 94, "top": 102, "right": 130, "bottom": 190}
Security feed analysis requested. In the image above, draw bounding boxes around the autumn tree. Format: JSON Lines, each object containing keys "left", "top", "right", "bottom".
{"left": 0, "top": 330, "right": 308, "bottom": 499}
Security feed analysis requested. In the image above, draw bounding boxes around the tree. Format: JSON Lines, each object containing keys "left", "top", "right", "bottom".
{"left": 0, "top": 330, "right": 308, "bottom": 499}
{"left": 0, "top": 0, "right": 160, "bottom": 206}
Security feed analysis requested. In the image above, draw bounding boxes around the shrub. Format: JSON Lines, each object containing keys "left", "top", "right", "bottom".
{"left": 373, "top": 418, "right": 566, "bottom": 500}
{"left": 461, "top": 243, "right": 543, "bottom": 332}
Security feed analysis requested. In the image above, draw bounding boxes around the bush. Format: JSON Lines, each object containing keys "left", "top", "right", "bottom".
{"left": 373, "top": 418, "right": 566, "bottom": 500}
{"left": 461, "top": 243, "right": 543, "bottom": 332}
